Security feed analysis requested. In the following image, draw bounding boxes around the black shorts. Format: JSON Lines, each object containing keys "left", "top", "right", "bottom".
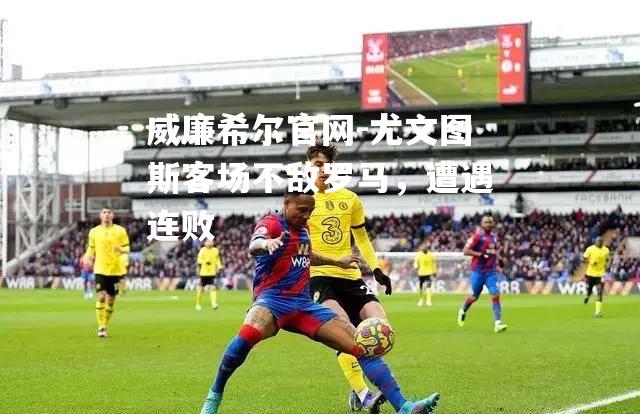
{"left": 586, "top": 275, "right": 604, "bottom": 290}
{"left": 95, "top": 274, "right": 120, "bottom": 296}
{"left": 200, "top": 276, "right": 217, "bottom": 287}
{"left": 309, "top": 276, "right": 379, "bottom": 326}
{"left": 419, "top": 275, "right": 433, "bottom": 289}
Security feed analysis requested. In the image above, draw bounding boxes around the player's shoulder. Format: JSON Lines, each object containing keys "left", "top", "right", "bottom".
{"left": 113, "top": 224, "right": 127, "bottom": 233}
{"left": 255, "top": 213, "right": 283, "bottom": 231}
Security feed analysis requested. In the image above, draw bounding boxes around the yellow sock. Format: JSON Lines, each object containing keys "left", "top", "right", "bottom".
{"left": 337, "top": 352, "right": 368, "bottom": 394}
{"left": 104, "top": 303, "right": 114, "bottom": 326}
{"left": 426, "top": 287, "right": 432, "bottom": 303}
{"left": 595, "top": 301, "right": 602, "bottom": 314}
{"left": 95, "top": 301, "right": 105, "bottom": 327}
{"left": 196, "top": 290, "right": 202, "bottom": 306}
{"left": 118, "top": 280, "right": 126, "bottom": 295}
{"left": 210, "top": 289, "right": 217, "bottom": 307}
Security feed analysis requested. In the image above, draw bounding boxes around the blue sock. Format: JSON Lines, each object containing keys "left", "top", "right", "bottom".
{"left": 492, "top": 296, "right": 502, "bottom": 321}
{"left": 358, "top": 356, "right": 408, "bottom": 411}
{"left": 211, "top": 335, "right": 253, "bottom": 394}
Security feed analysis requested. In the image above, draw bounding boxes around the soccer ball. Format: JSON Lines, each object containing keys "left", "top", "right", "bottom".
{"left": 354, "top": 317, "right": 395, "bottom": 357}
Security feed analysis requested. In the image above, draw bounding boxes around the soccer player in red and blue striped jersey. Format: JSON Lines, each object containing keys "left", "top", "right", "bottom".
{"left": 199, "top": 189, "right": 440, "bottom": 414}
{"left": 457, "top": 215, "right": 508, "bottom": 333}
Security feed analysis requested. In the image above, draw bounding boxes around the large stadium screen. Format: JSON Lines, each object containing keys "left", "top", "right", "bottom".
{"left": 361, "top": 23, "right": 529, "bottom": 110}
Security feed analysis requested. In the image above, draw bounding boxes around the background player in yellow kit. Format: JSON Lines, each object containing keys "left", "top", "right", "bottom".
{"left": 582, "top": 236, "right": 610, "bottom": 317}
{"left": 83, "top": 207, "right": 130, "bottom": 338}
{"left": 414, "top": 246, "right": 437, "bottom": 307}
{"left": 306, "top": 142, "right": 393, "bottom": 413}
{"left": 196, "top": 239, "right": 223, "bottom": 310}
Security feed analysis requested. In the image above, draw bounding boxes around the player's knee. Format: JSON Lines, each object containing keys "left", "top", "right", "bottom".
{"left": 491, "top": 295, "right": 500, "bottom": 303}
{"left": 467, "top": 295, "right": 478, "bottom": 303}
{"left": 238, "top": 324, "right": 263, "bottom": 346}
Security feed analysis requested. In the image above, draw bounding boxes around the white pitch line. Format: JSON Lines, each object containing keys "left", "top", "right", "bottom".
{"left": 430, "top": 57, "right": 487, "bottom": 69}
{"left": 551, "top": 390, "right": 640, "bottom": 414}
{"left": 387, "top": 66, "right": 438, "bottom": 105}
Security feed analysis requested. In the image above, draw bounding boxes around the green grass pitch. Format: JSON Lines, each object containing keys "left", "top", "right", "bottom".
{"left": 389, "top": 45, "right": 499, "bottom": 106}
{"left": 1, "top": 290, "right": 639, "bottom": 413}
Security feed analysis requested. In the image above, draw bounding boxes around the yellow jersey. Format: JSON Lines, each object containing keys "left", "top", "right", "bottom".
{"left": 198, "top": 246, "right": 222, "bottom": 277}
{"left": 414, "top": 251, "right": 437, "bottom": 276}
{"left": 584, "top": 245, "right": 610, "bottom": 278}
{"left": 85, "top": 224, "right": 130, "bottom": 276}
{"left": 119, "top": 253, "right": 129, "bottom": 276}
{"left": 309, "top": 188, "right": 368, "bottom": 280}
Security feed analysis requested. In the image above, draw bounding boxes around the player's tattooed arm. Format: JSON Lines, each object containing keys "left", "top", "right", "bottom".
{"left": 310, "top": 252, "right": 361, "bottom": 269}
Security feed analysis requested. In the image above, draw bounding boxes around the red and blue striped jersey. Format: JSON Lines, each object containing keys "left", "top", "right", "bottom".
{"left": 250, "top": 214, "right": 312, "bottom": 300}
{"left": 466, "top": 228, "right": 498, "bottom": 272}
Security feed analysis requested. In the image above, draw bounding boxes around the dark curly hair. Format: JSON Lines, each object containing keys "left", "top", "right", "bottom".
{"left": 305, "top": 139, "right": 339, "bottom": 162}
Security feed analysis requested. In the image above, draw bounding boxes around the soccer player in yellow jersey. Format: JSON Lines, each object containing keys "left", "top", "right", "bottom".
{"left": 83, "top": 207, "right": 130, "bottom": 338}
{"left": 196, "top": 239, "right": 223, "bottom": 310}
{"left": 306, "top": 142, "right": 393, "bottom": 413}
{"left": 582, "top": 236, "right": 610, "bottom": 317}
{"left": 414, "top": 246, "right": 437, "bottom": 307}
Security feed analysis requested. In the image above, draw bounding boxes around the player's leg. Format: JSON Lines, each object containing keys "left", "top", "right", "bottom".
{"left": 311, "top": 277, "right": 374, "bottom": 410}
{"left": 425, "top": 277, "right": 433, "bottom": 307}
{"left": 584, "top": 276, "right": 595, "bottom": 304}
{"left": 458, "top": 271, "right": 483, "bottom": 327}
{"left": 486, "top": 272, "right": 507, "bottom": 332}
{"left": 118, "top": 275, "right": 126, "bottom": 296}
{"left": 196, "top": 280, "right": 204, "bottom": 310}
{"left": 315, "top": 315, "right": 440, "bottom": 414}
{"left": 324, "top": 298, "right": 373, "bottom": 410}
{"left": 94, "top": 275, "right": 107, "bottom": 336}
{"left": 102, "top": 277, "right": 118, "bottom": 334}
{"left": 417, "top": 276, "right": 425, "bottom": 306}
{"left": 201, "top": 305, "right": 278, "bottom": 414}
{"left": 210, "top": 277, "right": 219, "bottom": 309}
{"left": 595, "top": 279, "right": 604, "bottom": 317}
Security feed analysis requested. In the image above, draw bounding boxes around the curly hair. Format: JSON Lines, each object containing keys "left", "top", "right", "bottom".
{"left": 305, "top": 139, "right": 339, "bottom": 162}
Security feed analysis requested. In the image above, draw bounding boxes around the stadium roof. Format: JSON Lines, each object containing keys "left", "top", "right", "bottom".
{"left": 0, "top": 34, "right": 639, "bottom": 130}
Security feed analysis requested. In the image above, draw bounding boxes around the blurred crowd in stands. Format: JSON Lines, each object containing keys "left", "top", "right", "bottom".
{"left": 9, "top": 207, "right": 640, "bottom": 283}
{"left": 387, "top": 27, "right": 497, "bottom": 59}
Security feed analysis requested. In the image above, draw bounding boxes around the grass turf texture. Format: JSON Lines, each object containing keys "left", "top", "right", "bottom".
{"left": 389, "top": 45, "right": 498, "bottom": 106}
{"left": 1, "top": 290, "right": 638, "bottom": 413}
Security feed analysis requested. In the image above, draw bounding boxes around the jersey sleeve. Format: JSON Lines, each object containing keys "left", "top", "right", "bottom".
{"left": 119, "top": 227, "right": 131, "bottom": 253}
{"left": 85, "top": 228, "right": 96, "bottom": 258}
{"left": 413, "top": 253, "right": 420, "bottom": 269}
{"left": 583, "top": 246, "right": 591, "bottom": 260}
{"left": 350, "top": 195, "right": 366, "bottom": 228}
{"left": 197, "top": 248, "right": 205, "bottom": 265}
{"left": 465, "top": 232, "right": 479, "bottom": 250}
{"left": 214, "top": 248, "right": 223, "bottom": 272}
{"left": 251, "top": 216, "right": 282, "bottom": 243}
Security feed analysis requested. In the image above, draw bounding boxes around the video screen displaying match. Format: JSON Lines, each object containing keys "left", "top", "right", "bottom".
{"left": 361, "top": 23, "right": 529, "bottom": 109}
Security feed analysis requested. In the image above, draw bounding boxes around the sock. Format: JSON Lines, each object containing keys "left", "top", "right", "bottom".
{"left": 426, "top": 287, "right": 432, "bottom": 303}
{"left": 119, "top": 281, "right": 125, "bottom": 295}
{"left": 104, "top": 302, "right": 114, "bottom": 326}
{"left": 210, "top": 290, "right": 218, "bottom": 307}
{"left": 196, "top": 290, "right": 202, "bottom": 306}
{"left": 95, "top": 301, "right": 105, "bottom": 327}
{"left": 337, "top": 352, "right": 368, "bottom": 398}
{"left": 491, "top": 295, "right": 502, "bottom": 321}
{"left": 212, "top": 325, "right": 262, "bottom": 395}
{"left": 356, "top": 353, "right": 408, "bottom": 411}
{"left": 462, "top": 296, "right": 476, "bottom": 313}
{"left": 595, "top": 301, "right": 602, "bottom": 314}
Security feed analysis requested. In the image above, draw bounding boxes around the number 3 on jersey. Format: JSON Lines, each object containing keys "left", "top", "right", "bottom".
{"left": 321, "top": 217, "right": 342, "bottom": 245}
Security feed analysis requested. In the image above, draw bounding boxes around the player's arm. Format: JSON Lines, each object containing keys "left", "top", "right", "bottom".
{"left": 114, "top": 228, "right": 130, "bottom": 254}
{"left": 310, "top": 251, "right": 360, "bottom": 269}
{"left": 351, "top": 196, "right": 392, "bottom": 294}
{"left": 413, "top": 253, "right": 419, "bottom": 270}
{"left": 581, "top": 247, "right": 591, "bottom": 265}
{"left": 463, "top": 234, "right": 482, "bottom": 258}
{"left": 83, "top": 229, "right": 96, "bottom": 266}
{"left": 215, "top": 250, "right": 223, "bottom": 274}
{"left": 249, "top": 232, "right": 286, "bottom": 256}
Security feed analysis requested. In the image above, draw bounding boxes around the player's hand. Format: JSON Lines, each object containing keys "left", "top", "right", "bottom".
{"left": 113, "top": 245, "right": 124, "bottom": 254}
{"left": 336, "top": 254, "right": 361, "bottom": 270}
{"left": 373, "top": 268, "right": 392, "bottom": 295}
{"left": 206, "top": 262, "right": 211, "bottom": 266}
{"left": 263, "top": 232, "right": 286, "bottom": 255}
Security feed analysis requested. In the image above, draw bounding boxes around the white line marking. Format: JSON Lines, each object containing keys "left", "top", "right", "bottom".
{"left": 430, "top": 57, "right": 487, "bottom": 69}
{"left": 551, "top": 390, "right": 640, "bottom": 414}
{"left": 387, "top": 66, "right": 438, "bottom": 105}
